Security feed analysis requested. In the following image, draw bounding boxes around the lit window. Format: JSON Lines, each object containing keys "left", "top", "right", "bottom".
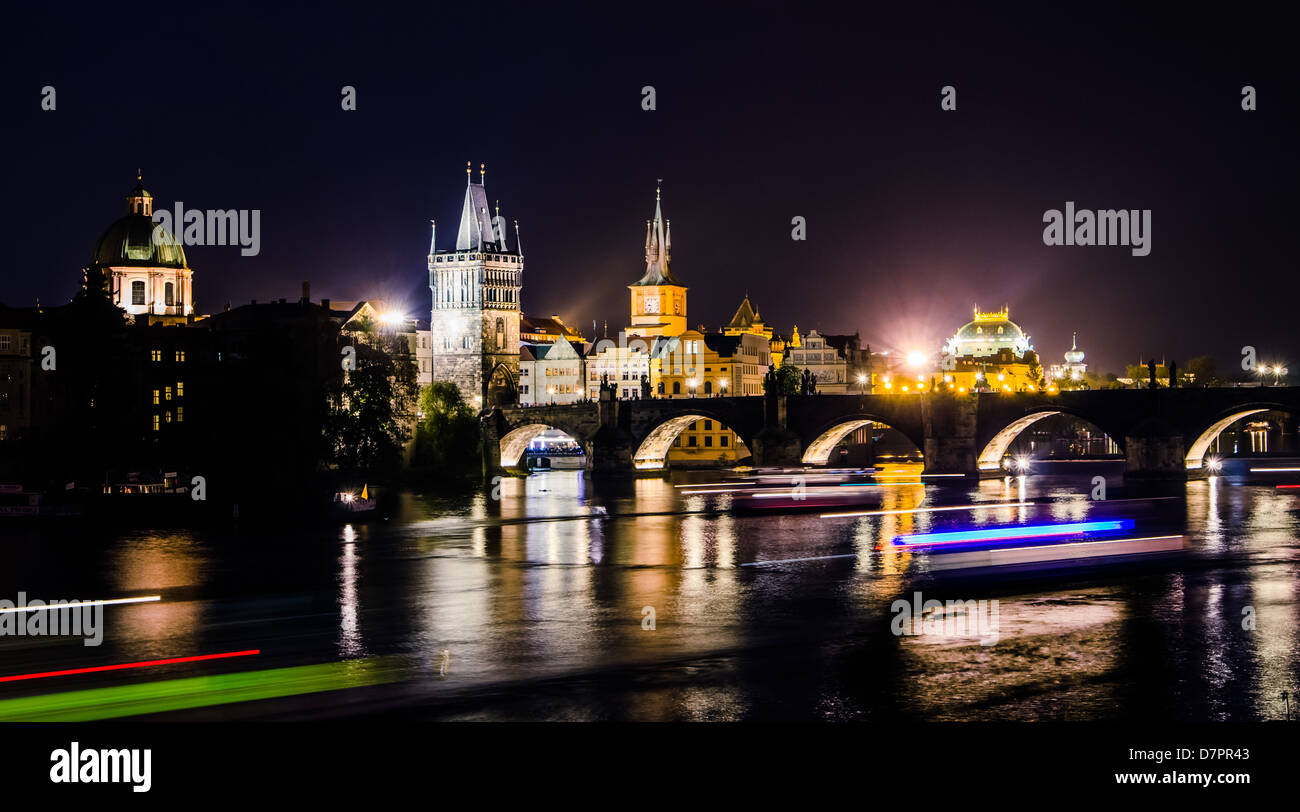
{"left": 132, "top": 281, "right": 145, "bottom": 305}
{"left": 175, "top": 350, "right": 186, "bottom": 362}
{"left": 176, "top": 407, "right": 184, "bottom": 423}
{"left": 152, "top": 415, "right": 160, "bottom": 431}
{"left": 176, "top": 381, "right": 184, "bottom": 397}
{"left": 165, "top": 411, "right": 172, "bottom": 423}
{"left": 152, "top": 389, "right": 160, "bottom": 405}
{"left": 151, "top": 349, "right": 162, "bottom": 362}
{"left": 165, "top": 386, "right": 172, "bottom": 401}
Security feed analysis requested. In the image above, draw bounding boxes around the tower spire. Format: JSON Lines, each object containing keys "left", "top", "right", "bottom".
{"left": 428, "top": 219, "right": 436, "bottom": 256}
{"left": 466, "top": 161, "right": 471, "bottom": 185}
{"left": 514, "top": 219, "right": 522, "bottom": 254}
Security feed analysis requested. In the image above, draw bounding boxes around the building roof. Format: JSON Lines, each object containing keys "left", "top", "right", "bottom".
{"left": 727, "top": 296, "right": 762, "bottom": 329}
{"left": 702, "top": 333, "right": 743, "bottom": 358}
{"left": 91, "top": 178, "right": 187, "bottom": 270}
{"left": 520, "top": 314, "right": 583, "bottom": 341}
{"left": 631, "top": 182, "right": 682, "bottom": 287}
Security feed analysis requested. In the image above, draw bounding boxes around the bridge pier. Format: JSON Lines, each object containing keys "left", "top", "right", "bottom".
{"left": 922, "top": 396, "right": 978, "bottom": 477}
{"left": 1124, "top": 419, "right": 1187, "bottom": 480}
{"left": 751, "top": 393, "right": 802, "bottom": 467}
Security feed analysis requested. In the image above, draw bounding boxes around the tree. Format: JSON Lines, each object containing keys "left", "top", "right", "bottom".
{"left": 325, "top": 322, "right": 419, "bottom": 476}
{"left": 1186, "top": 355, "right": 1221, "bottom": 387}
{"left": 412, "top": 382, "right": 481, "bottom": 473}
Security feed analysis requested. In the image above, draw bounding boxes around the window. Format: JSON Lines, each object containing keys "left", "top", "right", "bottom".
{"left": 0, "top": 336, "right": 9, "bottom": 350}
{"left": 151, "top": 349, "right": 162, "bottom": 362}
{"left": 165, "top": 411, "right": 172, "bottom": 423}
{"left": 165, "top": 282, "right": 174, "bottom": 306}
{"left": 462, "top": 336, "right": 471, "bottom": 350}
{"left": 164, "top": 386, "right": 172, "bottom": 401}
{"left": 688, "top": 435, "right": 697, "bottom": 447}
{"left": 176, "top": 381, "right": 184, "bottom": 397}
{"left": 176, "top": 407, "right": 184, "bottom": 423}
{"left": 132, "top": 280, "right": 145, "bottom": 305}
{"left": 704, "top": 381, "right": 713, "bottom": 394}
{"left": 721, "top": 435, "right": 729, "bottom": 447}
{"left": 705, "top": 436, "right": 713, "bottom": 447}
{"left": 175, "top": 350, "right": 186, "bottom": 362}
{"left": 0, "top": 425, "right": 6, "bottom": 441}
{"left": 152, "top": 415, "right": 160, "bottom": 431}
{"left": 443, "top": 336, "right": 450, "bottom": 350}
{"left": 152, "top": 389, "right": 160, "bottom": 405}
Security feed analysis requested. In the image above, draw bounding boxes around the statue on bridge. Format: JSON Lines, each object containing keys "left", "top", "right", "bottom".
{"left": 800, "top": 368, "right": 817, "bottom": 395}
{"left": 641, "top": 373, "right": 652, "bottom": 399}
{"left": 764, "top": 364, "right": 778, "bottom": 395}
{"left": 1148, "top": 359, "right": 1158, "bottom": 389}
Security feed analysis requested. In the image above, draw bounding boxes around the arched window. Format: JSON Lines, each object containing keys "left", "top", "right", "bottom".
{"left": 704, "top": 381, "right": 713, "bottom": 394}
{"left": 164, "top": 282, "right": 174, "bottom": 307}
{"left": 495, "top": 318, "right": 504, "bottom": 351}
{"left": 131, "top": 280, "right": 145, "bottom": 305}
{"left": 672, "top": 381, "right": 681, "bottom": 395}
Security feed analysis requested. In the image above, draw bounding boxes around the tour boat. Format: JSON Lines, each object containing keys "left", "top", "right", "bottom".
{"left": 332, "top": 484, "right": 377, "bottom": 518}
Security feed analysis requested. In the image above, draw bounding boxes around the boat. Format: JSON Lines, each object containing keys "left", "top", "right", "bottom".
{"left": 523, "top": 430, "right": 586, "bottom": 471}
{"left": 331, "top": 484, "right": 377, "bottom": 519}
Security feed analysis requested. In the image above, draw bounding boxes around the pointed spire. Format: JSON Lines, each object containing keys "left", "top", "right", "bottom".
{"left": 428, "top": 219, "right": 437, "bottom": 255}
{"left": 633, "top": 180, "right": 680, "bottom": 286}
{"left": 514, "top": 219, "right": 522, "bottom": 255}
{"left": 480, "top": 162, "right": 486, "bottom": 185}
{"left": 466, "top": 161, "right": 472, "bottom": 186}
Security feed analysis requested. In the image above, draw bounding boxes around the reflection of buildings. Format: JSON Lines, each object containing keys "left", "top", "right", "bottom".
{"left": 1047, "top": 333, "right": 1088, "bottom": 389}
{"left": 427, "top": 163, "right": 523, "bottom": 409}
{"left": 940, "top": 306, "right": 1043, "bottom": 393}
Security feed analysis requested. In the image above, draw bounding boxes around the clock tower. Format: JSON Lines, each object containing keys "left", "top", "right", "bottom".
{"left": 628, "top": 182, "right": 686, "bottom": 338}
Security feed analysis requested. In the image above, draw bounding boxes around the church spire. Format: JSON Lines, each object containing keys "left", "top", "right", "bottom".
{"left": 456, "top": 161, "right": 498, "bottom": 250}
{"left": 632, "top": 180, "right": 679, "bottom": 286}
{"left": 428, "top": 219, "right": 436, "bottom": 256}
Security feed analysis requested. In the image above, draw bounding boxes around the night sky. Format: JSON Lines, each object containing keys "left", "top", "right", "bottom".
{"left": 5, "top": 1, "right": 1294, "bottom": 375}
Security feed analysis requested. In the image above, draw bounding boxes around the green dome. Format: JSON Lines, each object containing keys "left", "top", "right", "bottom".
{"left": 91, "top": 214, "right": 188, "bottom": 269}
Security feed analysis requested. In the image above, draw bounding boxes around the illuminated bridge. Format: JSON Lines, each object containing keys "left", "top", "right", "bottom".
{"left": 482, "top": 387, "right": 1300, "bottom": 478}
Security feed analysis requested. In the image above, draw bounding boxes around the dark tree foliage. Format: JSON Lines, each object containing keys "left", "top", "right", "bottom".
{"left": 325, "top": 320, "right": 418, "bottom": 477}
{"left": 411, "top": 381, "right": 480, "bottom": 475}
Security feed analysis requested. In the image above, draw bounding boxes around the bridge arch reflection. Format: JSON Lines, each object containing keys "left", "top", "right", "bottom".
{"left": 801, "top": 417, "right": 922, "bottom": 465}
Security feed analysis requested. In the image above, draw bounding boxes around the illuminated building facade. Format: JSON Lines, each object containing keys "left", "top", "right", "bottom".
{"left": 627, "top": 183, "right": 687, "bottom": 339}
{"left": 428, "top": 163, "right": 522, "bottom": 409}
{"left": 520, "top": 336, "right": 586, "bottom": 405}
{"left": 940, "top": 306, "right": 1043, "bottom": 393}
{"left": 783, "top": 329, "right": 848, "bottom": 393}
{"left": 86, "top": 174, "right": 194, "bottom": 323}
{"left": 1046, "top": 333, "right": 1088, "bottom": 389}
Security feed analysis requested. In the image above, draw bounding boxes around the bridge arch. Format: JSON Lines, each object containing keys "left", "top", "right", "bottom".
{"left": 801, "top": 415, "right": 923, "bottom": 465}
{"left": 632, "top": 412, "right": 752, "bottom": 471}
{"left": 977, "top": 408, "right": 1120, "bottom": 471}
{"left": 498, "top": 423, "right": 588, "bottom": 469}
{"left": 1184, "top": 406, "right": 1284, "bottom": 469}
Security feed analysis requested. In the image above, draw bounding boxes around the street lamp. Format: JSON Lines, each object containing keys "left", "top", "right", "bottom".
{"left": 689, "top": 378, "right": 698, "bottom": 398}
{"left": 858, "top": 373, "right": 866, "bottom": 394}
{"left": 719, "top": 378, "right": 727, "bottom": 396}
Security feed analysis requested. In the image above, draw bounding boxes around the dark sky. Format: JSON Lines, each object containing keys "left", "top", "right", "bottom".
{"left": 4, "top": 1, "right": 1294, "bottom": 375}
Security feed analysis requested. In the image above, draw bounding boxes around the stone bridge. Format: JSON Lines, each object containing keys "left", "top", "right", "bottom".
{"left": 482, "top": 386, "right": 1300, "bottom": 478}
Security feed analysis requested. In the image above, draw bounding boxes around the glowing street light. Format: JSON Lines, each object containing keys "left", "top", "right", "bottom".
{"left": 906, "top": 350, "right": 927, "bottom": 369}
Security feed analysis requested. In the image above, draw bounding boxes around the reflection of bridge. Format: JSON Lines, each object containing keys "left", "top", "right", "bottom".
{"left": 482, "top": 387, "right": 1300, "bottom": 478}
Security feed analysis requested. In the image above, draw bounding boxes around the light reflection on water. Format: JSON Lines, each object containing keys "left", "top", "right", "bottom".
{"left": 2, "top": 462, "right": 1298, "bottom": 721}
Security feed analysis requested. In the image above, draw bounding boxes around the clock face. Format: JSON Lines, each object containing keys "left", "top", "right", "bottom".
{"left": 644, "top": 295, "right": 660, "bottom": 314}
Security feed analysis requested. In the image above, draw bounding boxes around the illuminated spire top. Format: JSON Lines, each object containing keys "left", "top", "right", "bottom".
{"left": 455, "top": 161, "right": 505, "bottom": 251}
{"left": 632, "top": 179, "right": 680, "bottom": 286}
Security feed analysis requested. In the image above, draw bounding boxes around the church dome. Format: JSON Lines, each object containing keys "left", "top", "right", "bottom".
{"left": 91, "top": 215, "right": 188, "bottom": 269}
{"left": 90, "top": 174, "right": 188, "bottom": 269}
